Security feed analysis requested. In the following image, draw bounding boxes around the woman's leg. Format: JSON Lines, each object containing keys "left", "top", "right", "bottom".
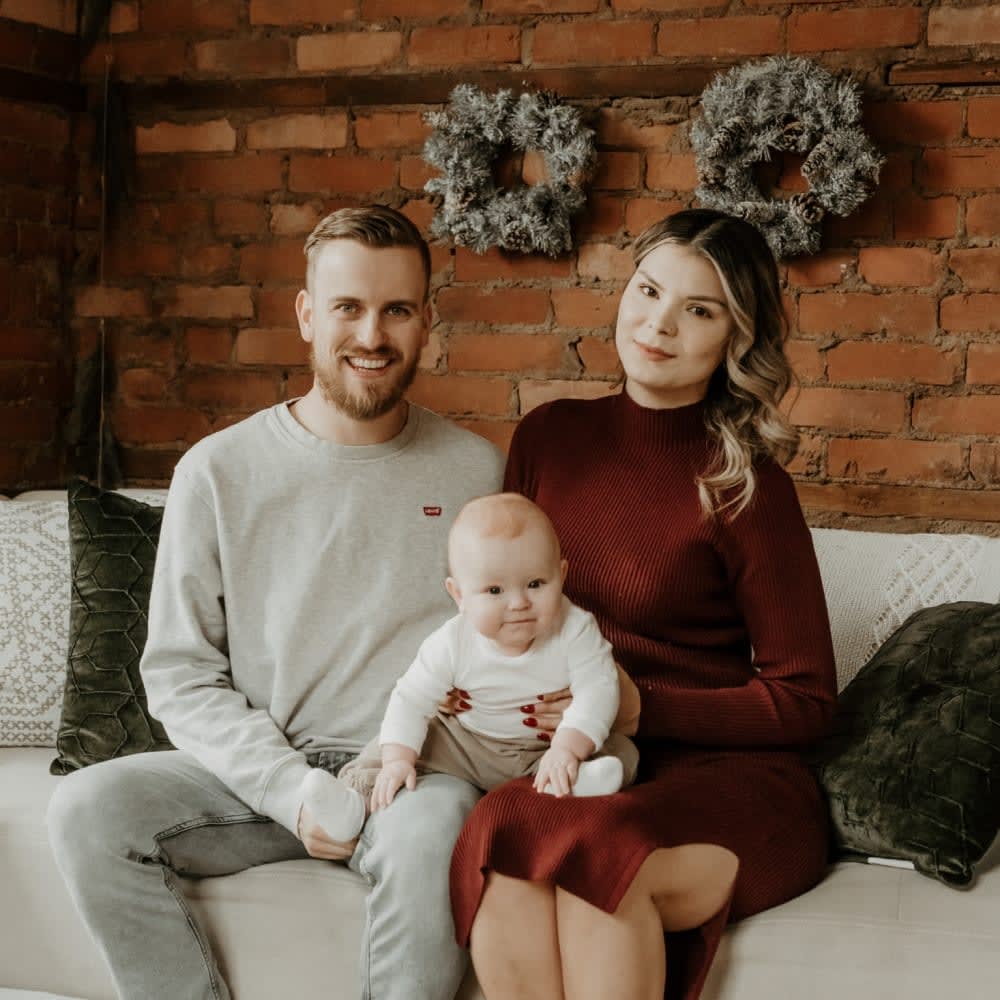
{"left": 555, "top": 844, "right": 738, "bottom": 1000}
{"left": 470, "top": 872, "right": 565, "bottom": 1000}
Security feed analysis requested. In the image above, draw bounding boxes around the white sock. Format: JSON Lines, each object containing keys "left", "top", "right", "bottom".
{"left": 300, "top": 768, "right": 366, "bottom": 842}
{"left": 571, "top": 757, "right": 624, "bottom": 797}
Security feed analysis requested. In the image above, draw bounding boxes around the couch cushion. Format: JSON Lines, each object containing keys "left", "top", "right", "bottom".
{"left": 51, "top": 481, "right": 172, "bottom": 775}
{"left": 812, "top": 601, "right": 1000, "bottom": 886}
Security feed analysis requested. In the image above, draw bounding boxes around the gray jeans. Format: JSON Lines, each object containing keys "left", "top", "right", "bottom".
{"left": 46, "top": 749, "right": 481, "bottom": 1000}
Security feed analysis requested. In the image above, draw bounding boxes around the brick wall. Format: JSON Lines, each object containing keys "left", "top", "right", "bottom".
{"left": 0, "top": 5, "right": 78, "bottom": 492}
{"left": 7, "top": 0, "right": 1000, "bottom": 532}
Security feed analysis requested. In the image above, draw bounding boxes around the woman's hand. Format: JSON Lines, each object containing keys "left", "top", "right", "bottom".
{"left": 613, "top": 663, "right": 641, "bottom": 737}
{"left": 296, "top": 805, "right": 357, "bottom": 861}
{"left": 439, "top": 688, "right": 471, "bottom": 715}
{"left": 520, "top": 686, "right": 572, "bottom": 739}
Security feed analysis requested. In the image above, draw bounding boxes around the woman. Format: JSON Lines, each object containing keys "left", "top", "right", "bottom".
{"left": 449, "top": 209, "right": 838, "bottom": 1000}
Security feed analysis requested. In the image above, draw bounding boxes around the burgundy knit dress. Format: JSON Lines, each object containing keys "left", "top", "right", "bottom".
{"left": 449, "top": 391, "right": 839, "bottom": 1000}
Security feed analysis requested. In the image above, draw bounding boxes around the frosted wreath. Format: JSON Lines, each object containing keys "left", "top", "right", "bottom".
{"left": 423, "top": 84, "right": 596, "bottom": 257}
{"left": 690, "top": 57, "right": 884, "bottom": 259}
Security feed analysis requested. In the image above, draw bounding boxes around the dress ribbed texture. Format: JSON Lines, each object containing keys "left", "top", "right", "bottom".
{"left": 449, "top": 391, "right": 839, "bottom": 1000}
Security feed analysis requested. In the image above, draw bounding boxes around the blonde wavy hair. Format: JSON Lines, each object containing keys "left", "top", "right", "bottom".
{"left": 630, "top": 209, "right": 799, "bottom": 519}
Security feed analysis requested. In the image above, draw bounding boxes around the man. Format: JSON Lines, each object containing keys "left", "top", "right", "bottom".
{"left": 48, "top": 206, "right": 504, "bottom": 1000}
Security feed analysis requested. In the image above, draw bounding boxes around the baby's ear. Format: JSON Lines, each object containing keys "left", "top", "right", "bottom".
{"left": 559, "top": 559, "right": 568, "bottom": 584}
{"left": 445, "top": 577, "right": 463, "bottom": 609}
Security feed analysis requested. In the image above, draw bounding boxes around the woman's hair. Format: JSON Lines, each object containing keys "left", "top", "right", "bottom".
{"left": 631, "top": 208, "right": 798, "bottom": 519}
{"left": 303, "top": 205, "right": 431, "bottom": 297}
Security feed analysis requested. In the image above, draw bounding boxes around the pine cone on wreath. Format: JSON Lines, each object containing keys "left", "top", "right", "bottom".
{"left": 791, "top": 192, "right": 826, "bottom": 225}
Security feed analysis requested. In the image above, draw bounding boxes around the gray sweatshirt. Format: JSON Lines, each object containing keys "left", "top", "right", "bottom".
{"left": 141, "top": 401, "right": 504, "bottom": 833}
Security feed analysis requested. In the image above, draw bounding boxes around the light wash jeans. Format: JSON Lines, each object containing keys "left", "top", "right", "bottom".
{"left": 46, "top": 749, "right": 481, "bottom": 1000}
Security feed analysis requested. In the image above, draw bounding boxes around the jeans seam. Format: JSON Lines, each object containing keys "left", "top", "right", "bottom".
{"left": 155, "top": 811, "right": 268, "bottom": 842}
{"left": 358, "top": 837, "right": 375, "bottom": 1000}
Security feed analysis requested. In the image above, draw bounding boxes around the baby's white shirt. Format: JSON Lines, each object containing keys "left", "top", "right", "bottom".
{"left": 379, "top": 597, "right": 620, "bottom": 754}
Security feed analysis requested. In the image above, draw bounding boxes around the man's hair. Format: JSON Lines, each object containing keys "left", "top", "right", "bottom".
{"left": 303, "top": 205, "right": 431, "bottom": 296}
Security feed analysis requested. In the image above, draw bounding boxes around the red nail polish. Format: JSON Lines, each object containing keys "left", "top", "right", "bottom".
{"left": 459, "top": 701, "right": 471, "bottom": 710}
{"left": 523, "top": 717, "right": 538, "bottom": 728}
{"left": 539, "top": 732, "right": 551, "bottom": 742}
{"left": 459, "top": 690, "right": 470, "bottom": 698}
{"left": 520, "top": 704, "right": 535, "bottom": 714}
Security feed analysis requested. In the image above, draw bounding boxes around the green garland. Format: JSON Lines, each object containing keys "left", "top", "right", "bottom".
{"left": 423, "top": 85, "right": 596, "bottom": 257}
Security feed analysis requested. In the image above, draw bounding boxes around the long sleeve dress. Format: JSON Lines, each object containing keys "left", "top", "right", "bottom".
{"left": 449, "top": 391, "right": 839, "bottom": 1000}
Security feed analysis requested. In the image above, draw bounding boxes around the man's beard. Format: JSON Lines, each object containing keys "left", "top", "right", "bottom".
{"left": 311, "top": 345, "right": 419, "bottom": 421}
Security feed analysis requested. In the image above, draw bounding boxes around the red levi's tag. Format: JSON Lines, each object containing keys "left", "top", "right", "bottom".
{"left": 423, "top": 506, "right": 442, "bottom": 516}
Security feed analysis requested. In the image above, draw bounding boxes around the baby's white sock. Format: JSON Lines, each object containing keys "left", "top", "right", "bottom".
{"left": 542, "top": 756, "right": 624, "bottom": 798}
{"left": 300, "top": 768, "right": 366, "bottom": 842}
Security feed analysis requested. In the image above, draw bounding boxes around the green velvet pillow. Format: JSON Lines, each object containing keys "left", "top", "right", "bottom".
{"left": 50, "top": 479, "right": 173, "bottom": 774}
{"left": 812, "top": 601, "right": 1000, "bottom": 886}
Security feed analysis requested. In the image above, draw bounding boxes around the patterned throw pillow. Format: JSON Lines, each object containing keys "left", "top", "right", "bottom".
{"left": 0, "top": 500, "right": 71, "bottom": 747}
{"left": 50, "top": 479, "right": 173, "bottom": 774}
{"left": 812, "top": 601, "right": 1000, "bottom": 886}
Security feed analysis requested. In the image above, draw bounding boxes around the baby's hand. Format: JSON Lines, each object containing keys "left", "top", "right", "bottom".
{"left": 371, "top": 760, "right": 417, "bottom": 812}
{"left": 533, "top": 745, "right": 581, "bottom": 797}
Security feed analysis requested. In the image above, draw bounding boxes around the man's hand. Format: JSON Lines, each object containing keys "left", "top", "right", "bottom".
{"left": 533, "top": 744, "right": 581, "bottom": 797}
{"left": 297, "top": 804, "right": 358, "bottom": 861}
{"left": 613, "top": 663, "right": 641, "bottom": 737}
{"left": 371, "top": 759, "right": 417, "bottom": 812}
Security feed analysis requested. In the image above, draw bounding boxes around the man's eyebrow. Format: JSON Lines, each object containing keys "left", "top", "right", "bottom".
{"left": 326, "top": 296, "right": 420, "bottom": 309}
{"left": 636, "top": 270, "right": 728, "bottom": 308}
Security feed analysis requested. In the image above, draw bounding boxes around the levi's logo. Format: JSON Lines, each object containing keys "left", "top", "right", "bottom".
{"left": 423, "top": 506, "right": 442, "bottom": 517}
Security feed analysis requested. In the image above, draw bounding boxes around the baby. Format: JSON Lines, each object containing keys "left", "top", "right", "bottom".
{"left": 300, "top": 492, "right": 638, "bottom": 841}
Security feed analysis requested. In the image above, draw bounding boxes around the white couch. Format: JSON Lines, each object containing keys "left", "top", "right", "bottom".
{"left": 2, "top": 488, "right": 999, "bottom": 1000}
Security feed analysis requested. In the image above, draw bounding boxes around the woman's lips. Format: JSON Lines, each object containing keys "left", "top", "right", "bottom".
{"left": 635, "top": 341, "right": 675, "bottom": 360}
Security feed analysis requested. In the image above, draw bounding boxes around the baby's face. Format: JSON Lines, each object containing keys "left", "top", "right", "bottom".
{"left": 448, "top": 524, "right": 566, "bottom": 656}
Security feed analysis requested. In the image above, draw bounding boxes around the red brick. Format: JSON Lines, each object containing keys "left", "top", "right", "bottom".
{"left": 971, "top": 443, "right": 1000, "bottom": 485}
{"left": 968, "top": 97, "right": 1000, "bottom": 139}
{"left": 82, "top": 38, "right": 187, "bottom": 79}
{"left": 0, "top": 102, "right": 69, "bottom": 148}
{"left": 164, "top": 285, "right": 254, "bottom": 320}
{"left": 615, "top": 0, "right": 721, "bottom": 9}
{"left": 401, "top": 198, "right": 435, "bottom": 233}
{"left": 786, "top": 387, "right": 906, "bottom": 432}
{"left": 183, "top": 155, "right": 284, "bottom": 195}
{"left": 0, "top": 327, "right": 58, "bottom": 363}
{"left": 111, "top": 2, "right": 139, "bottom": 33}
{"left": 828, "top": 438, "right": 964, "bottom": 484}
{"left": 577, "top": 243, "right": 632, "bottom": 281}
{"left": 106, "top": 327, "right": 176, "bottom": 367}
{"left": 362, "top": 0, "right": 465, "bottom": 16}
{"left": 453, "top": 248, "right": 571, "bottom": 282}
{"left": 194, "top": 38, "right": 290, "bottom": 75}
{"left": 181, "top": 245, "right": 235, "bottom": 280}
{"left": 119, "top": 368, "right": 170, "bottom": 404}
{"left": 113, "top": 407, "right": 212, "bottom": 446}
{"left": 864, "top": 100, "right": 963, "bottom": 147}
{"left": 214, "top": 199, "right": 268, "bottom": 237}
{"left": 576, "top": 194, "right": 625, "bottom": 238}
{"left": 920, "top": 149, "right": 1000, "bottom": 192}
{"left": 408, "top": 373, "right": 512, "bottom": 416}
{"left": 235, "top": 328, "right": 308, "bottom": 365}
{"left": 940, "top": 294, "right": 1000, "bottom": 334}
{"left": 826, "top": 341, "right": 959, "bottom": 387}
{"left": 857, "top": 247, "right": 941, "bottom": 288}
{"left": 590, "top": 152, "right": 640, "bottom": 191}
{"left": 136, "top": 119, "right": 237, "bottom": 155}
{"left": 929, "top": 5, "right": 1000, "bottom": 47}
{"left": 488, "top": 0, "right": 597, "bottom": 9}
{"left": 409, "top": 26, "right": 519, "bottom": 67}
{"left": 1, "top": 0, "right": 74, "bottom": 31}
{"left": 0, "top": 405, "right": 56, "bottom": 442}
{"left": 625, "top": 198, "right": 686, "bottom": 237}
{"left": 576, "top": 336, "right": 620, "bottom": 376}
{"left": 239, "top": 241, "right": 306, "bottom": 283}
{"left": 519, "top": 378, "right": 616, "bottom": 414}
{"left": 400, "top": 156, "right": 436, "bottom": 191}
{"left": 824, "top": 192, "right": 891, "bottom": 244}
{"left": 297, "top": 32, "right": 403, "bottom": 71}
{"left": 893, "top": 193, "right": 958, "bottom": 240}
{"left": 285, "top": 372, "right": 314, "bottom": 398}
{"left": 785, "top": 339, "right": 823, "bottom": 381}
{"left": 797, "top": 292, "right": 937, "bottom": 338}
{"left": 270, "top": 203, "right": 322, "bottom": 237}
{"left": 456, "top": 419, "right": 515, "bottom": 454}
{"left": 967, "top": 343, "right": 1000, "bottom": 385}
{"left": 5, "top": 186, "right": 47, "bottom": 223}
{"left": 789, "top": 7, "right": 920, "bottom": 52}
{"left": 596, "top": 110, "right": 677, "bottom": 150}
{"left": 75, "top": 286, "right": 149, "bottom": 318}
{"left": 967, "top": 195, "right": 1000, "bottom": 238}
{"left": 143, "top": 0, "right": 240, "bottom": 31}
{"left": 435, "top": 287, "right": 549, "bottom": 325}
{"left": 786, "top": 252, "right": 853, "bottom": 287}
{"left": 288, "top": 156, "right": 395, "bottom": 194}
{"left": 785, "top": 432, "right": 823, "bottom": 478}
{"left": 449, "top": 333, "right": 565, "bottom": 373}
{"left": 658, "top": 16, "right": 781, "bottom": 57}
{"left": 913, "top": 395, "right": 1000, "bottom": 436}
{"left": 247, "top": 113, "right": 348, "bottom": 150}
{"left": 185, "top": 326, "right": 233, "bottom": 365}
{"left": 645, "top": 152, "right": 698, "bottom": 193}
{"left": 154, "top": 200, "right": 211, "bottom": 236}
{"left": 257, "top": 288, "right": 298, "bottom": 325}
{"left": 355, "top": 112, "right": 429, "bottom": 150}
{"left": 535, "top": 20, "right": 652, "bottom": 64}
{"left": 183, "top": 371, "right": 280, "bottom": 411}
{"left": 949, "top": 248, "right": 1000, "bottom": 291}
{"left": 551, "top": 288, "right": 618, "bottom": 329}
{"left": 104, "top": 241, "right": 177, "bottom": 278}
{"left": 250, "top": 0, "right": 356, "bottom": 25}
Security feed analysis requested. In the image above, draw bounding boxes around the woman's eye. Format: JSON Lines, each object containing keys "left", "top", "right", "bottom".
{"left": 689, "top": 305, "right": 710, "bottom": 318}
{"left": 639, "top": 284, "right": 657, "bottom": 298}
